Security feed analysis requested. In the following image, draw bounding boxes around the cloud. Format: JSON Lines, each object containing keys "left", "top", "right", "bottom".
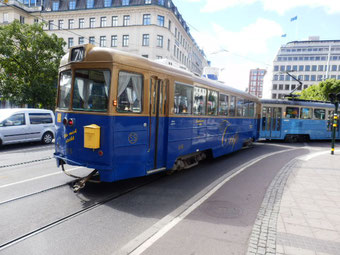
{"left": 191, "top": 18, "right": 282, "bottom": 93}
{"left": 197, "top": 0, "right": 340, "bottom": 14}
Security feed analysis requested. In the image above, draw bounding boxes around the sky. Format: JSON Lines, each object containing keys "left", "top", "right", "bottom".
{"left": 172, "top": 0, "right": 340, "bottom": 98}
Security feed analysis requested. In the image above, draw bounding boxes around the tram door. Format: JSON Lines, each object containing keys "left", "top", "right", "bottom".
{"left": 148, "top": 77, "right": 168, "bottom": 170}
{"left": 261, "top": 107, "right": 282, "bottom": 138}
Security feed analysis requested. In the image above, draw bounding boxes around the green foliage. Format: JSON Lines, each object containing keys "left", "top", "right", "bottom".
{"left": 0, "top": 20, "right": 65, "bottom": 109}
{"left": 299, "top": 79, "right": 340, "bottom": 101}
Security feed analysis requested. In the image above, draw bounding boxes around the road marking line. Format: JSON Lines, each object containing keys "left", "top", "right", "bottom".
{"left": 0, "top": 167, "right": 84, "bottom": 189}
{"left": 298, "top": 149, "right": 340, "bottom": 161}
{"left": 117, "top": 147, "right": 299, "bottom": 255}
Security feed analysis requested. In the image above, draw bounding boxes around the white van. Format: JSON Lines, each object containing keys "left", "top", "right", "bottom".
{"left": 0, "top": 108, "right": 55, "bottom": 146}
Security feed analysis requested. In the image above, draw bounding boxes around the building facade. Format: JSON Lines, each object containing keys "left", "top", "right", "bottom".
{"left": 0, "top": 0, "right": 208, "bottom": 75}
{"left": 248, "top": 68, "right": 265, "bottom": 98}
{"left": 271, "top": 37, "right": 340, "bottom": 99}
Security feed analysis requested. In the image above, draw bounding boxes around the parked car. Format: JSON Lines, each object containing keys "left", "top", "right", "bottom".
{"left": 0, "top": 108, "right": 55, "bottom": 146}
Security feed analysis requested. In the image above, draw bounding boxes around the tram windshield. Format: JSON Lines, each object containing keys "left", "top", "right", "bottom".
{"left": 58, "top": 69, "right": 111, "bottom": 112}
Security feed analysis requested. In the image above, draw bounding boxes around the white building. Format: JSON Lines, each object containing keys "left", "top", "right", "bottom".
{"left": 271, "top": 37, "right": 340, "bottom": 99}
{"left": 0, "top": 0, "right": 208, "bottom": 75}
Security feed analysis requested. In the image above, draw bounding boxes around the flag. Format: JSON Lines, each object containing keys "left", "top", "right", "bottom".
{"left": 290, "top": 16, "right": 298, "bottom": 22}
{"left": 281, "top": 34, "right": 287, "bottom": 37}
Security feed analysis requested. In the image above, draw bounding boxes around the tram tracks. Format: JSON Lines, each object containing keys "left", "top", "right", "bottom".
{"left": 0, "top": 173, "right": 164, "bottom": 252}
{"left": 0, "top": 156, "right": 53, "bottom": 169}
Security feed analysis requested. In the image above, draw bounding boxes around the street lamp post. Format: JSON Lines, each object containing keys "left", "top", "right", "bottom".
{"left": 328, "top": 93, "right": 340, "bottom": 155}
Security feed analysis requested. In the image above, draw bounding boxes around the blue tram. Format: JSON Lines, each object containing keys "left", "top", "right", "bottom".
{"left": 54, "top": 44, "right": 261, "bottom": 183}
{"left": 260, "top": 99, "right": 340, "bottom": 142}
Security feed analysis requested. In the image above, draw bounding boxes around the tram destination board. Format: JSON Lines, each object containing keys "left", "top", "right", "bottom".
{"left": 70, "top": 47, "right": 85, "bottom": 62}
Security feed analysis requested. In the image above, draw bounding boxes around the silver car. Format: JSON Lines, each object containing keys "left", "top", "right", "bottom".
{"left": 0, "top": 108, "right": 56, "bottom": 146}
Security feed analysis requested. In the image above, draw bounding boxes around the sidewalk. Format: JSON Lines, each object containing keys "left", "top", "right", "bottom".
{"left": 247, "top": 151, "right": 340, "bottom": 255}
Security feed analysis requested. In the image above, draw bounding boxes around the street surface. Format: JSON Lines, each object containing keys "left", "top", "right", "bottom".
{"left": 0, "top": 141, "right": 338, "bottom": 255}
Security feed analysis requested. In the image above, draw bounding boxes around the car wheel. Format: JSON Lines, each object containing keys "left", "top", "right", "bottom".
{"left": 42, "top": 132, "right": 53, "bottom": 144}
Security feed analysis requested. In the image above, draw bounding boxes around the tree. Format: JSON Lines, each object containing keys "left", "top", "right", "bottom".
{"left": 298, "top": 79, "right": 340, "bottom": 101}
{"left": 0, "top": 20, "right": 66, "bottom": 109}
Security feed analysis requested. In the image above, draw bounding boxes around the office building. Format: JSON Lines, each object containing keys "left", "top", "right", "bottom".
{"left": 0, "top": 0, "right": 208, "bottom": 75}
{"left": 248, "top": 68, "right": 265, "bottom": 98}
{"left": 271, "top": 37, "right": 340, "bottom": 99}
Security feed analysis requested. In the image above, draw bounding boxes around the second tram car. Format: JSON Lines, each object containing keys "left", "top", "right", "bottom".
{"left": 54, "top": 44, "right": 261, "bottom": 183}
{"left": 260, "top": 99, "right": 340, "bottom": 142}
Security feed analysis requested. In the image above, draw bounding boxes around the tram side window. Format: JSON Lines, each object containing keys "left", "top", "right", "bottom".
{"left": 174, "top": 83, "right": 193, "bottom": 114}
{"left": 300, "top": 108, "right": 312, "bottom": 119}
{"left": 249, "top": 101, "right": 255, "bottom": 117}
{"left": 219, "top": 94, "right": 229, "bottom": 116}
{"left": 73, "top": 69, "right": 111, "bottom": 112}
{"left": 117, "top": 71, "right": 143, "bottom": 113}
{"left": 314, "top": 108, "right": 326, "bottom": 120}
{"left": 58, "top": 71, "right": 72, "bottom": 109}
{"left": 236, "top": 98, "right": 243, "bottom": 117}
{"left": 286, "top": 107, "right": 299, "bottom": 119}
{"left": 193, "top": 87, "right": 206, "bottom": 115}
{"left": 207, "top": 90, "right": 218, "bottom": 115}
{"left": 229, "top": 96, "right": 236, "bottom": 116}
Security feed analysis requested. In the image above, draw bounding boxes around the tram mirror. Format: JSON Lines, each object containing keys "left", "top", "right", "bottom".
{"left": 329, "top": 93, "right": 336, "bottom": 103}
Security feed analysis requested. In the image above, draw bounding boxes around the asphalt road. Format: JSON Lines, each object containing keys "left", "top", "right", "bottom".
{"left": 0, "top": 141, "right": 337, "bottom": 255}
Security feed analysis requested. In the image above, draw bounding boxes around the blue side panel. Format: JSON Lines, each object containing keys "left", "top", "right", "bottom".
{"left": 113, "top": 116, "right": 149, "bottom": 181}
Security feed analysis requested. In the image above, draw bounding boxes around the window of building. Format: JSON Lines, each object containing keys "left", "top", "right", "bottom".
{"left": 79, "top": 37, "right": 84, "bottom": 45}
{"left": 193, "top": 87, "right": 206, "bottom": 115}
{"left": 291, "top": 85, "right": 296, "bottom": 90}
{"left": 69, "top": 0, "right": 76, "bottom": 9}
{"left": 303, "top": 85, "right": 308, "bottom": 89}
{"left": 123, "top": 15, "right": 130, "bottom": 26}
{"left": 311, "top": 75, "right": 316, "bottom": 81}
{"left": 122, "top": 0, "right": 129, "bottom": 5}
{"left": 219, "top": 94, "right": 229, "bottom": 116}
{"left": 293, "top": 65, "right": 297, "bottom": 71}
{"left": 158, "top": 0, "right": 164, "bottom": 5}
{"left": 168, "top": 20, "right": 171, "bottom": 30}
{"left": 145, "top": 0, "right": 151, "bottom": 4}
{"left": 305, "top": 65, "right": 310, "bottom": 71}
{"left": 207, "top": 90, "right": 218, "bottom": 115}
{"left": 300, "top": 108, "right": 312, "bottom": 119}
{"left": 142, "top": 55, "right": 148, "bottom": 58}
{"left": 332, "top": 65, "right": 337, "bottom": 71}
{"left": 111, "top": 35, "right": 117, "bottom": 47}
{"left": 273, "top": 75, "right": 278, "bottom": 81}
{"left": 90, "top": 18, "right": 95, "bottom": 28}
{"left": 86, "top": 0, "right": 94, "bottom": 8}
{"left": 122, "top": 35, "right": 129, "bottom": 47}
{"left": 286, "top": 65, "right": 291, "bottom": 71}
{"left": 318, "top": 65, "right": 323, "bottom": 71}
{"left": 279, "top": 84, "right": 283, "bottom": 90}
{"left": 100, "top": 36, "right": 106, "bottom": 47}
{"left": 117, "top": 71, "right": 143, "bottom": 113}
{"left": 298, "top": 75, "right": 303, "bottom": 81}
{"left": 89, "top": 36, "right": 95, "bottom": 44}
{"left": 272, "top": 94, "right": 277, "bottom": 99}
{"left": 285, "top": 85, "right": 290, "bottom": 90}
{"left": 286, "top": 107, "right": 299, "bottom": 119}
{"left": 143, "top": 14, "right": 150, "bottom": 25}
{"left": 157, "top": 15, "right": 164, "bottom": 26}
{"left": 100, "top": 17, "right": 107, "bottom": 27}
{"left": 299, "top": 65, "right": 304, "bottom": 71}
{"left": 58, "top": 20, "right": 63, "bottom": 29}
{"left": 78, "top": 18, "right": 84, "bottom": 28}
{"left": 167, "top": 39, "right": 170, "bottom": 51}
{"left": 279, "top": 75, "right": 284, "bottom": 81}
{"left": 52, "top": 2, "right": 59, "bottom": 11}
{"left": 142, "top": 34, "right": 149, "bottom": 46}
{"left": 317, "top": 75, "right": 323, "bottom": 81}
{"left": 274, "top": 65, "right": 279, "bottom": 71}
{"left": 112, "top": 16, "right": 118, "bottom": 26}
{"left": 273, "top": 84, "right": 277, "bottom": 90}
{"left": 68, "top": 19, "right": 74, "bottom": 29}
{"left": 68, "top": 37, "right": 74, "bottom": 48}
{"left": 174, "top": 83, "right": 193, "bottom": 114}
{"left": 48, "top": 20, "right": 54, "bottom": 30}
{"left": 304, "top": 75, "right": 310, "bottom": 81}
{"left": 157, "top": 35, "right": 163, "bottom": 47}
{"left": 280, "top": 66, "right": 285, "bottom": 71}
{"left": 312, "top": 65, "right": 317, "bottom": 71}
{"left": 285, "top": 75, "right": 290, "bottom": 81}
{"left": 104, "top": 0, "right": 112, "bottom": 7}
